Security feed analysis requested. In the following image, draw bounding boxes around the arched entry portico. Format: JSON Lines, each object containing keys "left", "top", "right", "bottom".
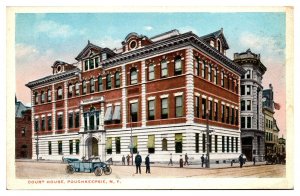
{"left": 86, "top": 137, "right": 99, "bottom": 157}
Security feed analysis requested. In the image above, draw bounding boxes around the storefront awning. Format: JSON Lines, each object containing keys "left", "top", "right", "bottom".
{"left": 104, "top": 106, "right": 112, "bottom": 121}
{"left": 112, "top": 105, "right": 121, "bottom": 120}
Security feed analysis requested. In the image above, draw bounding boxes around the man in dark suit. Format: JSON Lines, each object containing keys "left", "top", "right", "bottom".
{"left": 135, "top": 152, "right": 142, "bottom": 174}
{"left": 145, "top": 154, "right": 151, "bottom": 174}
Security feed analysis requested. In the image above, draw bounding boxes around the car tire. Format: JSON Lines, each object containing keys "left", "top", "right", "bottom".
{"left": 94, "top": 167, "right": 103, "bottom": 176}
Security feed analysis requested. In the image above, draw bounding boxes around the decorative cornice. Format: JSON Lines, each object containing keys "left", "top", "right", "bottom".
{"left": 101, "top": 32, "right": 246, "bottom": 76}
{"left": 26, "top": 68, "right": 80, "bottom": 88}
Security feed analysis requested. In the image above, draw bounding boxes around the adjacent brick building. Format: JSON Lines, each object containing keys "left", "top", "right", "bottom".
{"left": 26, "top": 29, "right": 245, "bottom": 163}
{"left": 15, "top": 97, "right": 32, "bottom": 159}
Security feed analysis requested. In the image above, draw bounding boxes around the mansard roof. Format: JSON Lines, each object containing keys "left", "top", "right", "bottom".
{"left": 200, "top": 28, "right": 229, "bottom": 50}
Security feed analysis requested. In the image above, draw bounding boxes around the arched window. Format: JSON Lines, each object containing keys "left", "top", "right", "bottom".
{"left": 90, "top": 78, "right": 95, "bottom": 93}
{"left": 161, "top": 60, "right": 168, "bottom": 78}
{"left": 106, "top": 74, "right": 112, "bottom": 89}
{"left": 41, "top": 91, "right": 45, "bottom": 103}
{"left": 68, "top": 83, "right": 73, "bottom": 98}
{"left": 98, "top": 76, "right": 103, "bottom": 91}
{"left": 82, "top": 80, "right": 87, "bottom": 95}
{"left": 57, "top": 87, "right": 63, "bottom": 100}
{"left": 130, "top": 68, "right": 137, "bottom": 85}
{"left": 34, "top": 92, "right": 39, "bottom": 104}
{"left": 75, "top": 82, "right": 80, "bottom": 96}
{"left": 174, "top": 56, "right": 182, "bottom": 75}
{"left": 47, "top": 89, "right": 51, "bottom": 102}
{"left": 162, "top": 138, "right": 168, "bottom": 151}
{"left": 115, "top": 72, "right": 120, "bottom": 88}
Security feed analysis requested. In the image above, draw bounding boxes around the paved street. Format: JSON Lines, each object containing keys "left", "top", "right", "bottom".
{"left": 15, "top": 160, "right": 285, "bottom": 179}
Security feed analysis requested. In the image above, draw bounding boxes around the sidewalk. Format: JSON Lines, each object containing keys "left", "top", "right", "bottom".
{"left": 16, "top": 158, "right": 267, "bottom": 169}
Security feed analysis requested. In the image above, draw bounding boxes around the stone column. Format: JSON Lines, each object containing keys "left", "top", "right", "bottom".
{"left": 100, "top": 132, "right": 106, "bottom": 162}
{"left": 99, "top": 102, "right": 105, "bottom": 129}
{"left": 141, "top": 60, "right": 146, "bottom": 127}
{"left": 80, "top": 105, "right": 84, "bottom": 132}
{"left": 185, "top": 47, "right": 194, "bottom": 124}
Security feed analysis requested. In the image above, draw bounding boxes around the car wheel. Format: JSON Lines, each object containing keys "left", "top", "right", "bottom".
{"left": 66, "top": 165, "right": 74, "bottom": 174}
{"left": 104, "top": 166, "right": 112, "bottom": 175}
{"left": 94, "top": 167, "right": 103, "bottom": 176}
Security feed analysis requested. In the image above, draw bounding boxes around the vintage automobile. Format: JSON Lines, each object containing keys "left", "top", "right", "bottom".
{"left": 65, "top": 157, "right": 112, "bottom": 176}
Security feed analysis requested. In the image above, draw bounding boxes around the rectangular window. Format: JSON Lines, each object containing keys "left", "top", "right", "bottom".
{"left": 148, "top": 100, "right": 155, "bottom": 120}
{"left": 48, "top": 141, "right": 52, "bottom": 155}
{"left": 208, "top": 65, "right": 211, "bottom": 81}
{"left": 161, "top": 60, "right": 168, "bottom": 78}
{"left": 69, "top": 140, "right": 73, "bottom": 155}
{"left": 222, "top": 136, "right": 225, "bottom": 152}
{"left": 89, "top": 58, "right": 94, "bottom": 69}
{"left": 148, "top": 64, "right": 155, "bottom": 80}
{"left": 214, "top": 69, "right": 217, "bottom": 84}
{"left": 41, "top": 117, "right": 45, "bottom": 131}
{"left": 231, "top": 137, "right": 234, "bottom": 152}
{"left": 241, "top": 100, "right": 245, "bottom": 111}
{"left": 215, "top": 135, "right": 218, "bottom": 152}
{"left": 147, "top": 135, "right": 155, "bottom": 154}
{"left": 130, "top": 102, "right": 138, "bottom": 122}
{"left": 48, "top": 90, "right": 51, "bottom": 102}
{"left": 202, "top": 134, "right": 206, "bottom": 153}
{"left": 57, "top": 114, "right": 63, "bottom": 130}
{"left": 102, "top": 53, "right": 107, "bottom": 61}
{"left": 241, "top": 85, "right": 245, "bottom": 95}
{"left": 175, "top": 96, "right": 183, "bottom": 117}
{"left": 174, "top": 58, "right": 182, "bottom": 75}
{"left": 106, "top": 138, "right": 112, "bottom": 154}
{"left": 35, "top": 119, "right": 39, "bottom": 132}
{"left": 227, "top": 77, "right": 230, "bottom": 90}
{"left": 226, "top": 106, "right": 230, "bottom": 124}
{"left": 247, "top": 100, "right": 251, "bottom": 111}
{"left": 236, "top": 137, "right": 238, "bottom": 152}
{"left": 231, "top": 108, "right": 235, "bottom": 124}
{"left": 106, "top": 75, "right": 112, "bottom": 89}
{"left": 221, "top": 105, "right": 225, "bottom": 123}
{"left": 241, "top": 117, "right": 246, "bottom": 128}
{"left": 195, "top": 133, "right": 199, "bottom": 153}
{"left": 84, "top": 60, "right": 88, "bottom": 71}
{"left": 247, "top": 116, "right": 252, "bottom": 128}
{"left": 221, "top": 72, "right": 224, "bottom": 87}
{"left": 201, "top": 61, "right": 206, "bottom": 79}
{"left": 246, "top": 85, "right": 251, "bottom": 95}
{"left": 47, "top": 116, "right": 52, "bottom": 131}
{"left": 202, "top": 98, "right": 206, "bottom": 119}
{"left": 116, "top": 137, "right": 121, "bottom": 154}
{"left": 235, "top": 110, "right": 239, "bottom": 125}
{"left": 58, "top": 141, "right": 63, "bottom": 155}
{"left": 69, "top": 113, "right": 73, "bottom": 128}
{"left": 208, "top": 100, "right": 213, "bottom": 120}
{"left": 75, "top": 83, "right": 80, "bottom": 96}
{"left": 246, "top": 70, "right": 251, "bottom": 79}
{"left": 75, "top": 112, "right": 80, "bottom": 128}
{"left": 214, "top": 102, "right": 218, "bottom": 121}
{"left": 132, "top": 136, "right": 138, "bottom": 154}
{"left": 98, "top": 77, "right": 103, "bottom": 91}
{"left": 194, "top": 58, "right": 199, "bottom": 76}
{"left": 195, "top": 96, "right": 200, "bottom": 118}
{"left": 76, "top": 139, "right": 80, "bottom": 154}
{"left": 115, "top": 73, "right": 120, "bottom": 88}
{"left": 84, "top": 113, "right": 87, "bottom": 130}
{"left": 227, "top": 136, "right": 229, "bottom": 152}
{"left": 175, "top": 133, "right": 182, "bottom": 153}
{"left": 161, "top": 98, "right": 168, "bottom": 119}
{"left": 95, "top": 57, "right": 100, "bottom": 67}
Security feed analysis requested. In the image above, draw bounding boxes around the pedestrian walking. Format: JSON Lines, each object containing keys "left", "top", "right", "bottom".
{"left": 126, "top": 154, "right": 130, "bottom": 165}
{"left": 122, "top": 155, "right": 125, "bottom": 165}
{"left": 253, "top": 157, "right": 256, "bottom": 166}
{"left": 145, "top": 154, "right": 151, "bottom": 174}
{"left": 201, "top": 154, "right": 205, "bottom": 167}
{"left": 135, "top": 152, "right": 142, "bottom": 174}
{"left": 168, "top": 153, "right": 173, "bottom": 166}
{"left": 184, "top": 153, "right": 189, "bottom": 165}
{"left": 239, "top": 154, "right": 244, "bottom": 168}
{"left": 179, "top": 155, "right": 183, "bottom": 168}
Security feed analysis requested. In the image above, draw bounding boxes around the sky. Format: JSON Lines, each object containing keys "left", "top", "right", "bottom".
{"left": 15, "top": 12, "right": 286, "bottom": 136}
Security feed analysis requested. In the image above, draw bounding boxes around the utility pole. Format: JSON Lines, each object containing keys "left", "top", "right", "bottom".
{"left": 36, "top": 128, "right": 39, "bottom": 161}
{"left": 130, "top": 114, "right": 133, "bottom": 166}
{"left": 206, "top": 110, "right": 213, "bottom": 168}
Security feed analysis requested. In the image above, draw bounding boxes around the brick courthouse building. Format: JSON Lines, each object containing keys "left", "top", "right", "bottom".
{"left": 26, "top": 29, "right": 245, "bottom": 163}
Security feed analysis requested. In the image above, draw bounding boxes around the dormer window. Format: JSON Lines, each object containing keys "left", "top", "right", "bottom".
{"left": 210, "top": 40, "right": 215, "bottom": 47}
{"left": 84, "top": 60, "right": 89, "bottom": 71}
{"left": 89, "top": 58, "right": 94, "bottom": 69}
{"left": 217, "top": 40, "right": 221, "bottom": 52}
{"left": 95, "top": 57, "right": 100, "bottom": 67}
{"left": 102, "top": 53, "right": 107, "bottom": 61}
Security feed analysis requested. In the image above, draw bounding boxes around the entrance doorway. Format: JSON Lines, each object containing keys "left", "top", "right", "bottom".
{"left": 242, "top": 137, "right": 253, "bottom": 161}
{"left": 87, "top": 137, "right": 99, "bottom": 157}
